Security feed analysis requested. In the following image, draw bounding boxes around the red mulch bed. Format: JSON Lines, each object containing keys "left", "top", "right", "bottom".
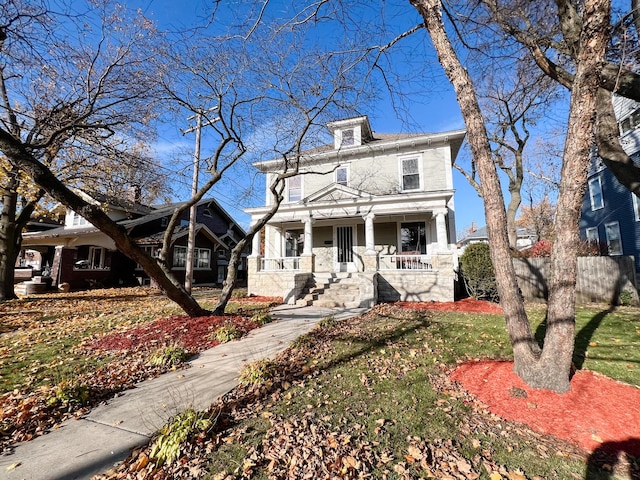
{"left": 399, "top": 298, "right": 639, "bottom": 458}
{"left": 451, "top": 360, "right": 640, "bottom": 457}
{"left": 395, "top": 297, "right": 503, "bottom": 314}
{"left": 88, "top": 314, "right": 258, "bottom": 352}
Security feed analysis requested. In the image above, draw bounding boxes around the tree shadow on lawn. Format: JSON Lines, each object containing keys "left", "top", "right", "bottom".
{"left": 534, "top": 306, "right": 614, "bottom": 370}
{"left": 585, "top": 439, "right": 640, "bottom": 479}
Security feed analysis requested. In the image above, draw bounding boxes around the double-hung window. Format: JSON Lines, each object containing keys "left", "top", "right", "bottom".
{"left": 588, "top": 177, "right": 604, "bottom": 210}
{"left": 336, "top": 166, "right": 349, "bottom": 186}
{"left": 585, "top": 227, "right": 599, "bottom": 245}
{"left": 400, "top": 156, "right": 421, "bottom": 191}
{"left": 287, "top": 175, "right": 302, "bottom": 203}
{"left": 604, "top": 222, "right": 623, "bottom": 255}
{"left": 173, "top": 246, "right": 211, "bottom": 269}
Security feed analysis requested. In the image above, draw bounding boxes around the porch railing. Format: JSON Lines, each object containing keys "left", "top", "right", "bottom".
{"left": 379, "top": 254, "right": 433, "bottom": 271}
{"left": 260, "top": 257, "right": 301, "bottom": 271}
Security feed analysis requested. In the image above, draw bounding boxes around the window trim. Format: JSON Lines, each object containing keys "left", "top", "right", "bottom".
{"left": 585, "top": 227, "right": 599, "bottom": 245}
{"left": 335, "top": 165, "right": 349, "bottom": 186}
{"left": 173, "top": 245, "right": 212, "bottom": 269}
{"left": 399, "top": 221, "right": 427, "bottom": 255}
{"left": 398, "top": 155, "right": 423, "bottom": 192}
{"left": 287, "top": 175, "right": 302, "bottom": 203}
{"left": 588, "top": 176, "right": 604, "bottom": 211}
{"left": 341, "top": 128, "right": 355, "bottom": 147}
{"left": 633, "top": 194, "right": 640, "bottom": 221}
{"left": 604, "top": 221, "right": 623, "bottom": 256}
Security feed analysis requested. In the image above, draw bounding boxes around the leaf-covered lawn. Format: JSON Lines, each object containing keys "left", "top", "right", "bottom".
{"left": 0, "top": 287, "right": 279, "bottom": 452}
{"left": 100, "top": 303, "right": 640, "bottom": 480}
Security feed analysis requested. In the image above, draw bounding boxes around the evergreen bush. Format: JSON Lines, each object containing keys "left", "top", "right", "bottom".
{"left": 459, "top": 242, "right": 499, "bottom": 302}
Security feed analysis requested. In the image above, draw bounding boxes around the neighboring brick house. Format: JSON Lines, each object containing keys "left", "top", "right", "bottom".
{"left": 20, "top": 192, "right": 246, "bottom": 290}
{"left": 245, "top": 115, "right": 466, "bottom": 306}
{"left": 580, "top": 95, "right": 640, "bottom": 276}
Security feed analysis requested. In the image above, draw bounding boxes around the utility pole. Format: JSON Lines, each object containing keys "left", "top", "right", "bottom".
{"left": 182, "top": 107, "right": 218, "bottom": 294}
{"left": 184, "top": 111, "right": 202, "bottom": 294}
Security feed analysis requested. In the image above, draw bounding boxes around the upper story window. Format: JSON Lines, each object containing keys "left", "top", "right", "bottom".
{"left": 588, "top": 176, "right": 604, "bottom": 211}
{"left": 620, "top": 108, "right": 640, "bottom": 135}
{"left": 287, "top": 175, "right": 302, "bottom": 202}
{"left": 400, "top": 156, "right": 421, "bottom": 191}
{"left": 69, "top": 212, "right": 90, "bottom": 227}
{"left": 336, "top": 166, "right": 349, "bottom": 186}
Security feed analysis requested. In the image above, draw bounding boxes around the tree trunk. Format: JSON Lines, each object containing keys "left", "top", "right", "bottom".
{"left": 0, "top": 182, "right": 18, "bottom": 301}
{"left": 411, "top": 0, "right": 539, "bottom": 365}
{"left": 412, "top": 0, "right": 609, "bottom": 392}
{"left": 516, "top": 0, "right": 610, "bottom": 393}
{"left": 0, "top": 132, "right": 209, "bottom": 317}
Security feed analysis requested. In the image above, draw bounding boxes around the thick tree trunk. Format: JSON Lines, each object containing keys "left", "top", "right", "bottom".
{"left": 0, "top": 184, "right": 18, "bottom": 301}
{"left": 516, "top": 0, "right": 610, "bottom": 393}
{"left": 413, "top": 0, "right": 609, "bottom": 392}
{"left": 411, "top": 0, "right": 539, "bottom": 366}
{"left": 0, "top": 132, "right": 208, "bottom": 317}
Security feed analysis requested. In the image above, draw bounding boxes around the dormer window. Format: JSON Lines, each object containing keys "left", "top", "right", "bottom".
{"left": 341, "top": 129, "right": 354, "bottom": 147}
{"left": 328, "top": 116, "right": 372, "bottom": 150}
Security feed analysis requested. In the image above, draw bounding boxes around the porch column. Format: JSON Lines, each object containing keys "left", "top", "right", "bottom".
{"left": 250, "top": 221, "right": 261, "bottom": 256}
{"left": 273, "top": 226, "right": 283, "bottom": 257}
{"left": 435, "top": 209, "right": 448, "bottom": 250}
{"left": 302, "top": 216, "right": 315, "bottom": 255}
{"left": 364, "top": 213, "right": 376, "bottom": 254}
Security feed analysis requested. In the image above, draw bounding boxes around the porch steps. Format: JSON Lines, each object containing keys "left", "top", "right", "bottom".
{"left": 296, "top": 273, "right": 362, "bottom": 308}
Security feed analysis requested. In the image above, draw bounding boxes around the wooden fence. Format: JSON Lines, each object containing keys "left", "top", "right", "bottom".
{"left": 513, "top": 256, "right": 639, "bottom": 305}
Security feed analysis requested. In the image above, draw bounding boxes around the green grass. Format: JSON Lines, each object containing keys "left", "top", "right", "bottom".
{"left": 204, "top": 304, "right": 640, "bottom": 479}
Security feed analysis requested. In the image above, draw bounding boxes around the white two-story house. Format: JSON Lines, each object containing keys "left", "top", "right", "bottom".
{"left": 245, "top": 116, "right": 466, "bottom": 307}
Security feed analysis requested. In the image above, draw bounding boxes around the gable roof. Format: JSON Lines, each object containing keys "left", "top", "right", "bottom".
{"left": 303, "top": 183, "right": 373, "bottom": 204}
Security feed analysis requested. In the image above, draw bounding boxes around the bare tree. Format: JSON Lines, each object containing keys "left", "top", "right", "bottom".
{"left": 410, "top": 0, "right": 610, "bottom": 392}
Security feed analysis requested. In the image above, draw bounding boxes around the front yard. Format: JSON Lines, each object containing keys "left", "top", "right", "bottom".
{"left": 0, "top": 288, "right": 638, "bottom": 479}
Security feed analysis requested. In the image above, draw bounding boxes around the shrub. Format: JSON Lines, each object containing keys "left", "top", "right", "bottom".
{"left": 238, "top": 359, "right": 277, "bottom": 386}
{"left": 47, "top": 381, "right": 90, "bottom": 406}
{"left": 459, "top": 242, "right": 499, "bottom": 302}
{"left": 318, "top": 315, "right": 338, "bottom": 329}
{"left": 149, "top": 409, "right": 213, "bottom": 465}
{"left": 214, "top": 324, "right": 243, "bottom": 343}
{"left": 251, "top": 312, "right": 273, "bottom": 326}
{"left": 149, "top": 345, "right": 190, "bottom": 367}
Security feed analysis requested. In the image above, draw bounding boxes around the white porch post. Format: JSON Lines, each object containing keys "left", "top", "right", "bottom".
{"left": 302, "top": 216, "right": 315, "bottom": 255}
{"left": 435, "top": 209, "right": 448, "bottom": 251}
{"left": 273, "top": 226, "right": 283, "bottom": 257}
{"left": 250, "top": 220, "right": 261, "bottom": 257}
{"left": 364, "top": 213, "right": 376, "bottom": 254}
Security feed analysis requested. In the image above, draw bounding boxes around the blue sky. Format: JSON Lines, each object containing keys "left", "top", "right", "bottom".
{"left": 125, "top": 0, "right": 485, "bottom": 235}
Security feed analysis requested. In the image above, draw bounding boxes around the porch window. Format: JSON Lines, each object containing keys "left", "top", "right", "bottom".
{"left": 604, "top": 221, "right": 623, "bottom": 255}
{"left": 588, "top": 176, "right": 604, "bottom": 210}
{"left": 336, "top": 166, "right": 349, "bottom": 186}
{"left": 401, "top": 222, "right": 426, "bottom": 254}
{"left": 285, "top": 231, "right": 304, "bottom": 257}
{"left": 287, "top": 175, "right": 302, "bottom": 203}
{"left": 400, "top": 156, "right": 421, "bottom": 191}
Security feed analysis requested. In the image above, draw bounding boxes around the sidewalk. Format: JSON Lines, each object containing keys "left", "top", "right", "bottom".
{"left": 0, "top": 305, "right": 367, "bottom": 480}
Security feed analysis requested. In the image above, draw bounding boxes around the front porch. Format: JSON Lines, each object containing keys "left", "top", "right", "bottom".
{"left": 247, "top": 213, "right": 457, "bottom": 306}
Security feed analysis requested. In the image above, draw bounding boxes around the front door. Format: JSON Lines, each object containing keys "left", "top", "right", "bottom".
{"left": 335, "top": 225, "right": 356, "bottom": 272}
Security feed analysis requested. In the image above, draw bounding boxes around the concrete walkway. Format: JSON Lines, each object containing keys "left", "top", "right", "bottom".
{"left": 0, "top": 305, "right": 367, "bottom": 480}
